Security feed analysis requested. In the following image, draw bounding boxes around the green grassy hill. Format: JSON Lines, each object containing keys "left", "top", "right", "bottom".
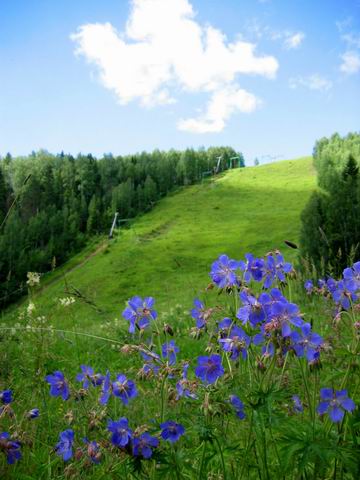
{"left": 1, "top": 157, "right": 315, "bottom": 330}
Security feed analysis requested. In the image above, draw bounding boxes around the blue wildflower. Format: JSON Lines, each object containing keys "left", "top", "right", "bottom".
{"left": 45, "top": 371, "right": 70, "bottom": 400}
{"left": 122, "top": 296, "right": 157, "bottom": 334}
{"left": 0, "top": 432, "right": 21, "bottom": 464}
{"left": 112, "top": 375, "right": 137, "bottom": 405}
{"left": 263, "top": 253, "right": 292, "bottom": 288}
{"left": 290, "top": 323, "right": 323, "bottom": 362}
{"left": 76, "top": 365, "right": 103, "bottom": 389}
{"left": 176, "top": 363, "right": 197, "bottom": 399}
{"left": 241, "top": 253, "right": 265, "bottom": 283}
{"left": 160, "top": 421, "right": 185, "bottom": 443}
{"left": 317, "top": 389, "right": 355, "bottom": 423}
{"left": 195, "top": 354, "right": 224, "bottom": 384}
{"left": 108, "top": 417, "right": 132, "bottom": 447}
{"left": 27, "top": 408, "right": 39, "bottom": 419}
{"left": 331, "top": 279, "right": 358, "bottom": 310}
{"left": 304, "top": 280, "right": 313, "bottom": 294}
{"left": 0, "top": 389, "right": 12, "bottom": 405}
{"left": 229, "top": 395, "right": 246, "bottom": 419}
{"left": 55, "top": 429, "right": 74, "bottom": 461}
{"left": 217, "top": 317, "right": 232, "bottom": 334}
{"left": 191, "top": 299, "right": 212, "bottom": 328}
{"left": 141, "top": 351, "right": 161, "bottom": 376}
{"left": 133, "top": 433, "right": 159, "bottom": 459}
{"left": 343, "top": 261, "right": 360, "bottom": 288}
{"left": 237, "top": 291, "right": 269, "bottom": 327}
{"left": 292, "top": 395, "right": 303, "bottom": 413}
{"left": 219, "top": 325, "right": 251, "bottom": 360}
{"left": 99, "top": 371, "right": 112, "bottom": 405}
{"left": 162, "top": 340, "right": 179, "bottom": 365}
{"left": 83, "top": 438, "right": 101, "bottom": 464}
{"left": 267, "top": 299, "right": 303, "bottom": 337}
{"left": 210, "top": 254, "right": 241, "bottom": 288}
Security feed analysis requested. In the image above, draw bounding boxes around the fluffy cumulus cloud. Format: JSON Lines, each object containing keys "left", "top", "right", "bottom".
{"left": 289, "top": 74, "right": 333, "bottom": 92}
{"left": 71, "top": 0, "right": 278, "bottom": 133}
{"left": 340, "top": 51, "right": 360, "bottom": 75}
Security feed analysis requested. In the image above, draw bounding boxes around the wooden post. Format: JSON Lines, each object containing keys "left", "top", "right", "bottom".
{"left": 109, "top": 212, "right": 119, "bottom": 239}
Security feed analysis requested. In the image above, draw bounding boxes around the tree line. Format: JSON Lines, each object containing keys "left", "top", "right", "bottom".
{"left": 0, "top": 147, "right": 244, "bottom": 307}
{"left": 300, "top": 132, "right": 360, "bottom": 276}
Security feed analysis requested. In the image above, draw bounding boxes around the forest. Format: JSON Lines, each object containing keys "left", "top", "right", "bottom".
{"left": 0, "top": 147, "right": 243, "bottom": 307}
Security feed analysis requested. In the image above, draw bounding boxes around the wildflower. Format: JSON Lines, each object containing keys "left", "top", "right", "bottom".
{"left": 82, "top": 438, "right": 101, "bottom": 464}
{"left": 217, "top": 317, "right": 232, "bottom": 335}
{"left": 317, "top": 389, "right": 355, "bottom": 423}
{"left": 195, "top": 354, "right": 224, "bottom": 384}
{"left": 176, "top": 363, "right": 197, "bottom": 399}
{"left": 343, "top": 261, "right": 360, "bottom": 288}
{"left": 191, "top": 299, "right": 213, "bottom": 328}
{"left": 27, "top": 408, "right": 39, "bottom": 419}
{"left": 162, "top": 340, "right": 179, "bottom": 365}
{"left": 290, "top": 323, "right": 323, "bottom": 362}
{"left": 112, "top": 375, "right": 137, "bottom": 405}
{"left": 237, "top": 291, "right": 269, "bottom": 327}
{"left": 122, "top": 296, "right": 157, "bottom": 333}
{"left": 140, "top": 351, "right": 161, "bottom": 376}
{"left": 133, "top": 433, "right": 159, "bottom": 459}
{"left": 0, "top": 432, "right": 21, "bottom": 464}
{"left": 331, "top": 279, "right": 358, "bottom": 310}
{"left": 219, "top": 326, "right": 251, "bottom": 360}
{"left": 45, "top": 371, "right": 70, "bottom": 400}
{"left": 241, "top": 253, "right": 265, "bottom": 283}
{"left": 99, "top": 371, "right": 112, "bottom": 405}
{"left": 229, "top": 395, "right": 246, "bottom": 419}
{"left": 59, "top": 297, "right": 75, "bottom": 307}
{"left": 76, "top": 365, "right": 103, "bottom": 389}
{"left": 108, "top": 417, "right": 132, "bottom": 447}
{"left": 160, "top": 421, "right": 185, "bottom": 443}
{"left": 26, "top": 272, "right": 40, "bottom": 287}
{"left": 27, "top": 302, "right": 36, "bottom": 316}
{"left": 0, "top": 389, "right": 12, "bottom": 405}
{"left": 210, "top": 254, "right": 241, "bottom": 288}
{"left": 266, "top": 299, "right": 303, "bottom": 337}
{"left": 55, "top": 429, "right": 74, "bottom": 461}
{"left": 304, "top": 280, "right": 313, "bottom": 293}
{"left": 292, "top": 395, "right": 303, "bottom": 413}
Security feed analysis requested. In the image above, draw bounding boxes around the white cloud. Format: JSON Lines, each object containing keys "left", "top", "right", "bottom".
{"left": 177, "top": 85, "right": 261, "bottom": 133}
{"left": 284, "top": 32, "right": 305, "bottom": 49}
{"left": 71, "top": 0, "right": 278, "bottom": 132}
{"left": 289, "top": 74, "right": 333, "bottom": 92}
{"left": 340, "top": 51, "right": 360, "bottom": 74}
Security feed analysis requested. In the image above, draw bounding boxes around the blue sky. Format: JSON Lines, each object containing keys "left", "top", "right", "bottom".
{"left": 1, "top": 0, "right": 359, "bottom": 164}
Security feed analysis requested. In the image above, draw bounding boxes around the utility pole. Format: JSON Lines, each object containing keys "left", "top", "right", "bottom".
{"left": 109, "top": 212, "right": 119, "bottom": 239}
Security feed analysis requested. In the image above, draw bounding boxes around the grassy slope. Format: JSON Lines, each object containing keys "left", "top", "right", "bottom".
{"left": 1, "top": 157, "right": 315, "bottom": 330}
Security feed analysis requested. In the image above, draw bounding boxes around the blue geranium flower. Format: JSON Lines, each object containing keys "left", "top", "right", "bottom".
{"left": 195, "top": 354, "right": 224, "bottom": 384}
{"left": 241, "top": 253, "right": 265, "bottom": 283}
{"left": 219, "top": 326, "right": 251, "bottom": 360}
{"left": 108, "top": 417, "right": 132, "bottom": 447}
{"left": 304, "top": 280, "right": 313, "bottom": 293}
{"left": 317, "top": 389, "right": 355, "bottom": 423}
{"left": 0, "top": 389, "right": 12, "bottom": 405}
{"left": 343, "top": 261, "right": 360, "bottom": 288}
{"left": 267, "top": 299, "right": 303, "bottom": 337}
{"left": 191, "top": 299, "right": 212, "bottom": 329}
{"left": 160, "top": 421, "right": 185, "bottom": 443}
{"left": 176, "top": 363, "right": 197, "bottom": 399}
{"left": 290, "top": 323, "right": 323, "bottom": 362}
{"left": 55, "top": 429, "right": 74, "bottom": 461}
{"left": 237, "top": 291, "right": 269, "bottom": 327}
{"left": 133, "top": 433, "right": 159, "bottom": 459}
{"left": 229, "top": 395, "right": 246, "bottom": 419}
{"left": 162, "top": 340, "right": 179, "bottom": 365}
{"left": 83, "top": 438, "right": 101, "bottom": 464}
{"left": 210, "top": 254, "right": 241, "bottom": 288}
{"left": 45, "top": 371, "right": 70, "bottom": 400}
{"left": 76, "top": 365, "right": 103, "bottom": 389}
{"left": 99, "top": 371, "right": 112, "bottom": 405}
{"left": 0, "top": 432, "right": 21, "bottom": 464}
{"left": 292, "top": 395, "right": 303, "bottom": 413}
{"left": 141, "top": 351, "right": 161, "bottom": 376}
{"left": 27, "top": 408, "right": 39, "bottom": 419}
{"left": 331, "top": 279, "right": 358, "bottom": 310}
{"left": 122, "top": 296, "right": 157, "bottom": 333}
{"left": 112, "top": 375, "right": 137, "bottom": 405}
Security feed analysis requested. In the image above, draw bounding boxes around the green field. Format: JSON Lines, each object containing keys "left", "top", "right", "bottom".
{"left": 1, "top": 156, "right": 315, "bottom": 330}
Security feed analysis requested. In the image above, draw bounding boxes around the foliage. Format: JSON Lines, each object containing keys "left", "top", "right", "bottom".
{"left": 0, "top": 147, "right": 243, "bottom": 307}
{"left": 300, "top": 132, "right": 360, "bottom": 276}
